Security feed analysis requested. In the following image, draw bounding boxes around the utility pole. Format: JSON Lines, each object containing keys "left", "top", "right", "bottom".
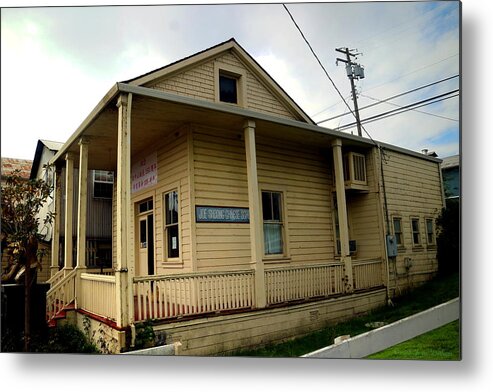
{"left": 336, "top": 47, "right": 365, "bottom": 137}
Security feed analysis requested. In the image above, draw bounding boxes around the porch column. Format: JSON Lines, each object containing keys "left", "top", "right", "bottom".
{"left": 64, "top": 153, "right": 74, "bottom": 270}
{"left": 244, "top": 119, "right": 266, "bottom": 309}
{"left": 115, "top": 93, "right": 133, "bottom": 328}
{"left": 76, "top": 138, "right": 89, "bottom": 270}
{"left": 50, "top": 167, "right": 62, "bottom": 277}
{"left": 332, "top": 139, "right": 353, "bottom": 292}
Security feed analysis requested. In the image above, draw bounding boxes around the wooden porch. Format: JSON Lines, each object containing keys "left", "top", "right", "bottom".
{"left": 46, "top": 258, "right": 384, "bottom": 325}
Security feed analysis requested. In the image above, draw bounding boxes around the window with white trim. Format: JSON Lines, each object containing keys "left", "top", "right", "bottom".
{"left": 215, "top": 62, "right": 246, "bottom": 107}
{"left": 93, "top": 170, "right": 114, "bottom": 199}
{"left": 411, "top": 217, "right": 421, "bottom": 246}
{"left": 164, "top": 190, "right": 179, "bottom": 259}
{"left": 426, "top": 218, "right": 435, "bottom": 245}
{"left": 262, "top": 191, "right": 284, "bottom": 255}
{"left": 392, "top": 217, "right": 403, "bottom": 246}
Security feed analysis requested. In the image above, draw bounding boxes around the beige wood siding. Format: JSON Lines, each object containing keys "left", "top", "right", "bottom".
{"left": 381, "top": 149, "right": 444, "bottom": 287}
{"left": 192, "top": 128, "right": 339, "bottom": 271}
{"left": 125, "top": 128, "right": 191, "bottom": 276}
{"left": 192, "top": 126, "right": 251, "bottom": 271}
{"left": 149, "top": 50, "right": 299, "bottom": 121}
{"left": 151, "top": 61, "right": 216, "bottom": 102}
{"left": 346, "top": 149, "right": 384, "bottom": 260}
{"left": 256, "top": 135, "right": 335, "bottom": 265}
{"left": 155, "top": 289, "right": 386, "bottom": 356}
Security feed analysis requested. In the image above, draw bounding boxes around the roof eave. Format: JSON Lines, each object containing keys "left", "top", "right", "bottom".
{"left": 49, "top": 83, "right": 120, "bottom": 166}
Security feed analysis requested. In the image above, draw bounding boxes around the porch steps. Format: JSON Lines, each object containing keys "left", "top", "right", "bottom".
{"left": 47, "top": 301, "right": 75, "bottom": 327}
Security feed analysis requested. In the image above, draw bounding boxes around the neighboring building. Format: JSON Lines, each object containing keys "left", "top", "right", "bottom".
{"left": 44, "top": 39, "right": 445, "bottom": 354}
{"left": 31, "top": 139, "right": 113, "bottom": 280}
{"left": 1, "top": 157, "right": 32, "bottom": 185}
{"left": 441, "top": 154, "right": 460, "bottom": 202}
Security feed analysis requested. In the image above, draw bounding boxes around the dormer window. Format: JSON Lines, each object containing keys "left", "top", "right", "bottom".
{"left": 219, "top": 74, "right": 238, "bottom": 104}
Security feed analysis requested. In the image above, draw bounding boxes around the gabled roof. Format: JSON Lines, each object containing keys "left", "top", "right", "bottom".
{"left": 30, "top": 139, "right": 64, "bottom": 179}
{"left": 124, "top": 38, "right": 314, "bottom": 124}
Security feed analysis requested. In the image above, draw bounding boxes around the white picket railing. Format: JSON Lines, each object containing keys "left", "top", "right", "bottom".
{"left": 46, "top": 259, "right": 383, "bottom": 324}
{"left": 352, "top": 259, "right": 383, "bottom": 290}
{"left": 46, "top": 268, "right": 77, "bottom": 321}
{"left": 79, "top": 273, "right": 117, "bottom": 321}
{"left": 265, "top": 263, "right": 346, "bottom": 305}
{"left": 133, "top": 270, "right": 255, "bottom": 321}
{"left": 47, "top": 268, "right": 71, "bottom": 287}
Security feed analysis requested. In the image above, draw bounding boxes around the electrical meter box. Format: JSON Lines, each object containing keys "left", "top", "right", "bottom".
{"left": 386, "top": 234, "right": 398, "bottom": 257}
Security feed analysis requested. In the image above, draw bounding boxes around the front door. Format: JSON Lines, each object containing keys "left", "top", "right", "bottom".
{"left": 137, "top": 199, "right": 154, "bottom": 276}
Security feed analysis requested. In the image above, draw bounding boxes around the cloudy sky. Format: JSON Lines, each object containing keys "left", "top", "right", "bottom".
{"left": 2, "top": 1, "right": 460, "bottom": 160}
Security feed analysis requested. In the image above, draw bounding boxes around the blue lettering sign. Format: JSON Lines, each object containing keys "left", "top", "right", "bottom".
{"left": 196, "top": 206, "right": 250, "bottom": 223}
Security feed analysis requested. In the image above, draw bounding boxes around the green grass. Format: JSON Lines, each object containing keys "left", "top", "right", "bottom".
{"left": 367, "top": 320, "right": 460, "bottom": 360}
{"left": 229, "top": 272, "right": 460, "bottom": 357}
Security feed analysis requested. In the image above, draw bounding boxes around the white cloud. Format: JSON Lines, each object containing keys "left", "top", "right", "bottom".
{"left": 1, "top": 2, "right": 460, "bottom": 159}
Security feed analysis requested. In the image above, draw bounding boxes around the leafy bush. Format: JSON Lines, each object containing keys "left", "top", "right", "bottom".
{"left": 32, "top": 324, "right": 99, "bottom": 353}
{"left": 134, "top": 321, "right": 156, "bottom": 349}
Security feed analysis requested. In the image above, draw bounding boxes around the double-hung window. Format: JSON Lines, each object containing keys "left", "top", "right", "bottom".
{"left": 262, "top": 191, "right": 284, "bottom": 255}
{"left": 411, "top": 218, "right": 421, "bottom": 246}
{"left": 93, "top": 170, "right": 114, "bottom": 199}
{"left": 426, "top": 218, "right": 435, "bottom": 245}
{"left": 392, "top": 217, "right": 403, "bottom": 246}
{"left": 164, "top": 190, "right": 179, "bottom": 259}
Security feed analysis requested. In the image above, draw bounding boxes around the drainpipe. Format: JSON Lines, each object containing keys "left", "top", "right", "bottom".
{"left": 378, "top": 145, "right": 393, "bottom": 306}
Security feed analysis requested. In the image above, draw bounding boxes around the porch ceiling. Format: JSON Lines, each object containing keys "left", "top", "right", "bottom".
{"left": 56, "top": 86, "right": 374, "bottom": 171}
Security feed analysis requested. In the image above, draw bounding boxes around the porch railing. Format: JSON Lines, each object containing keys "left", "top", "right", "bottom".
{"left": 46, "top": 259, "right": 383, "bottom": 324}
{"left": 47, "top": 267, "right": 72, "bottom": 287}
{"left": 352, "top": 259, "right": 384, "bottom": 290}
{"left": 265, "top": 263, "right": 346, "bottom": 305}
{"left": 46, "top": 268, "right": 77, "bottom": 321}
{"left": 79, "top": 272, "right": 117, "bottom": 321}
{"left": 133, "top": 270, "right": 255, "bottom": 322}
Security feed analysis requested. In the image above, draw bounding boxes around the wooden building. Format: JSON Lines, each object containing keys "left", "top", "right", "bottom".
{"left": 441, "top": 154, "right": 460, "bottom": 204}
{"left": 45, "top": 39, "right": 445, "bottom": 354}
{"left": 31, "top": 139, "right": 113, "bottom": 278}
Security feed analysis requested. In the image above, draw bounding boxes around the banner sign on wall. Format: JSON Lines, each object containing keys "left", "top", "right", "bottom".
{"left": 196, "top": 206, "right": 250, "bottom": 223}
{"left": 132, "top": 152, "right": 157, "bottom": 193}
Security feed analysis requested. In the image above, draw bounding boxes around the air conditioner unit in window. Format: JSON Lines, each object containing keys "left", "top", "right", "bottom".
{"left": 336, "top": 240, "right": 357, "bottom": 255}
{"left": 342, "top": 152, "right": 369, "bottom": 191}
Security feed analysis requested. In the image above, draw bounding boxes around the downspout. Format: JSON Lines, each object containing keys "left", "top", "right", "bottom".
{"left": 378, "top": 145, "right": 393, "bottom": 306}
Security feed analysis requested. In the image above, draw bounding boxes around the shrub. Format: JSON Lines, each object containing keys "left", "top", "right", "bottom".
{"left": 436, "top": 200, "right": 460, "bottom": 276}
{"left": 32, "top": 324, "right": 99, "bottom": 353}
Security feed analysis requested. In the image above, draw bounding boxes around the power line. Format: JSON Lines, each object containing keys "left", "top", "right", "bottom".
{"left": 316, "top": 74, "right": 459, "bottom": 124}
{"left": 282, "top": 5, "right": 352, "bottom": 120}
{"left": 360, "top": 93, "right": 459, "bottom": 122}
{"left": 365, "top": 53, "right": 459, "bottom": 93}
{"left": 337, "top": 90, "right": 459, "bottom": 131}
{"left": 311, "top": 53, "right": 459, "bottom": 120}
{"left": 282, "top": 4, "right": 378, "bottom": 144}
{"left": 338, "top": 90, "right": 458, "bottom": 131}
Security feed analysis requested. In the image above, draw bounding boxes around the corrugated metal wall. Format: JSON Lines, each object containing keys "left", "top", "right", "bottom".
{"left": 59, "top": 168, "right": 113, "bottom": 239}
